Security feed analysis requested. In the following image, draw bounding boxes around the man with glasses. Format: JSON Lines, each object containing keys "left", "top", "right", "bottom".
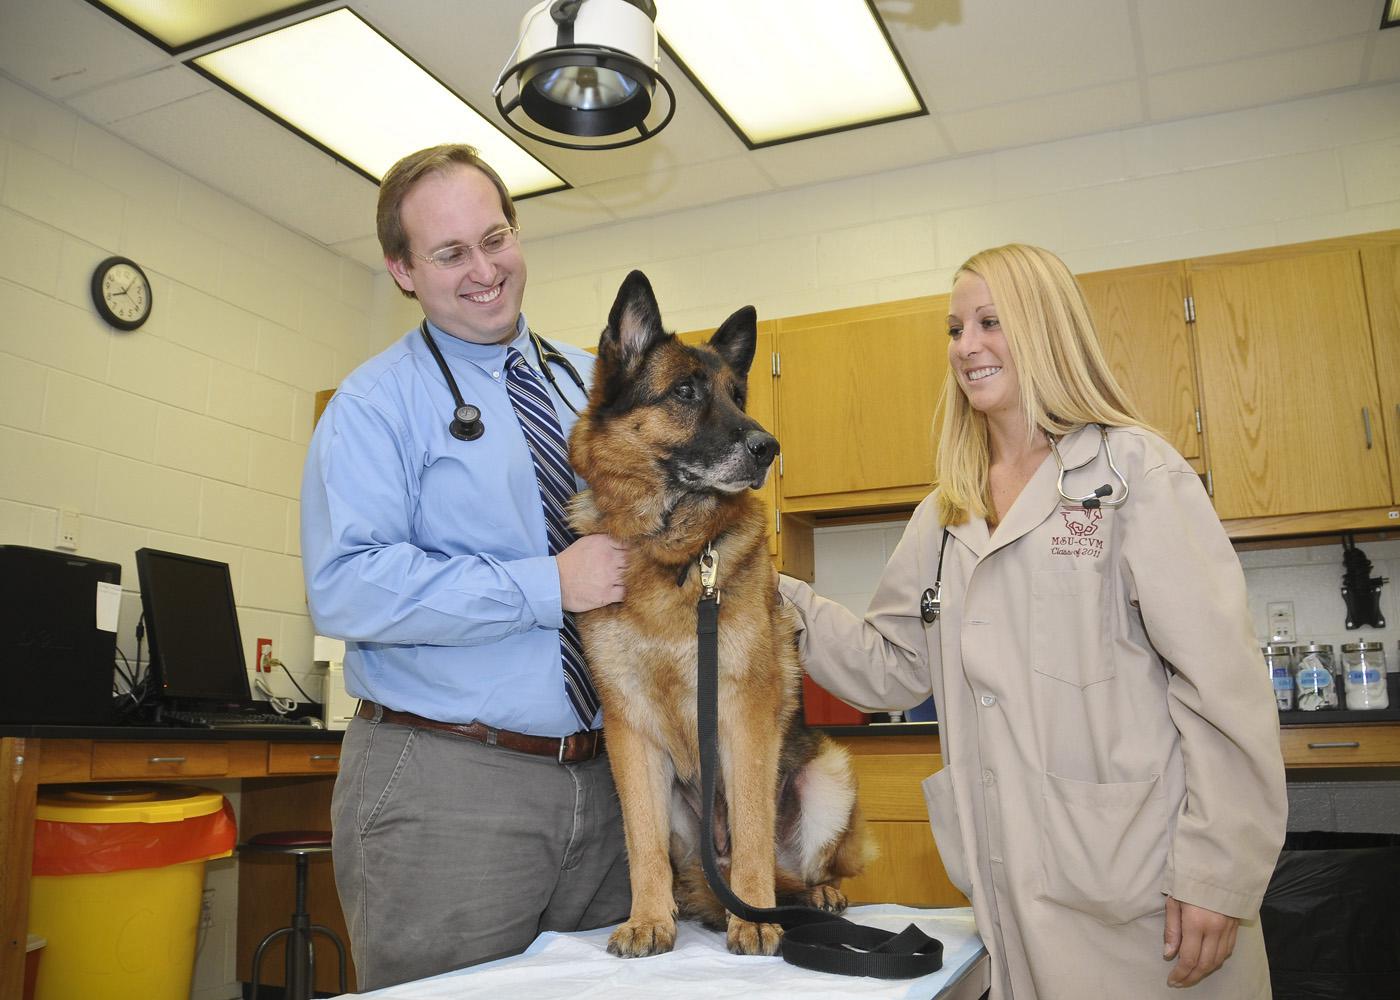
{"left": 301, "top": 144, "right": 630, "bottom": 990}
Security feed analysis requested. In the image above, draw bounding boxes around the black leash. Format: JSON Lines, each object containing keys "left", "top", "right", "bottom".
{"left": 694, "top": 545, "right": 944, "bottom": 979}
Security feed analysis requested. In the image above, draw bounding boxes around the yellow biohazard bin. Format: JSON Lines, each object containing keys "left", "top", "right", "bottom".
{"left": 28, "top": 783, "right": 236, "bottom": 1000}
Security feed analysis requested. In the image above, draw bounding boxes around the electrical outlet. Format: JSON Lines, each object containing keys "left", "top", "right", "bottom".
{"left": 255, "top": 637, "right": 273, "bottom": 673}
{"left": 1267, "top": 601, "right": 1295, "bottom": 643}
{"left": 56, "top": 507, "right": 80, "bottom": 551}
{"left": 199, "top": 888, "right": 215, "bottom": 930}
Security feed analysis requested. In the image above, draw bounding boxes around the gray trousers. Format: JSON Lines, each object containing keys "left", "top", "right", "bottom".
{"left": 331, "top": 714, "right": 631, "bottom": 991}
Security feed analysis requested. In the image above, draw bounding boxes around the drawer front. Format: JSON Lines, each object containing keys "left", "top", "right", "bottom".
{"left": 1280, "top": 724, "right": 1400, "bottom": 767}
{"left": 849, "top": 752, "right": 941, "bottom": 822}
{"left": 267, "top": 742, "right": 342, "bottom": 774}
{"left": 91, "top": 741, "right": 231, "bottom": 778}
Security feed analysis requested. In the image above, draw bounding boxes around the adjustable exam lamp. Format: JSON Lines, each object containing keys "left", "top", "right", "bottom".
{"left": 494, "top": 0, "right": 676, "bottom": 149}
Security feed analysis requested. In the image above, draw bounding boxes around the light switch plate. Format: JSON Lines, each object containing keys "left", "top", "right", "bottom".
{"left": 1267, "top": 601, "right": 1295, "bottom": 643}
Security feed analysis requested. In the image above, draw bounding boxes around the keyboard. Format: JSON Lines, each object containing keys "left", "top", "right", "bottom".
{"left": 162, "top": 708, "right": 316, "bottom": 732}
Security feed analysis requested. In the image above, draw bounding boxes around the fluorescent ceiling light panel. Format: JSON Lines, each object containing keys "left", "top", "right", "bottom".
{"left": 191, "top": 8, "right": 564, "bottom": 195}
{"left": 1384, "top": 0, "right": 1400, "bottom": 28}
{"left": 656, "top": 0, "right": 924, "bottom": 147}
{"left": 86, "top": 0, "right": 320, "bottom": 52}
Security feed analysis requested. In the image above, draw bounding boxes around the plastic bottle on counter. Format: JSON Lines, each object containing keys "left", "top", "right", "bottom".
{"left": 1292, "top": 642, "right": 1339, "bottom": 711}
{"left": 1340, "top": 640, "right": 1389, "bottom": 710}
{"left": 1262, "top": 644, "right": 1294, "bottom": 711}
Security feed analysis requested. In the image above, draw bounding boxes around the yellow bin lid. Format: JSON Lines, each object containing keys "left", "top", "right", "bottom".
{"left": 36, "top": 784, "right": 225, "bottom": 824}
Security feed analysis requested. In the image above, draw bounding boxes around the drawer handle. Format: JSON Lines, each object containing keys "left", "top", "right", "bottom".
{"left": 148, "top": 755, "right": 188, "bottom": 764}
{"left": 1306, "top": 741, "right": 1360, "bottom": 749}
{"left": 310, "top": 754, "right": 339, "bottom": 762}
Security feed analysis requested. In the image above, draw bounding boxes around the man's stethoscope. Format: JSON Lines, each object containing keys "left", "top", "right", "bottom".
{"left": 919, "top": 425, "right": 1129, "bottom": 624}
{"left": 418, "top": 319, "right": 586, "bottom": 440}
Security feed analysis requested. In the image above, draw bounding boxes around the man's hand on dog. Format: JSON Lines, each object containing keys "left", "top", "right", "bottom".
{"left": 558, "top": 534, "right": 628, "bottom": 612}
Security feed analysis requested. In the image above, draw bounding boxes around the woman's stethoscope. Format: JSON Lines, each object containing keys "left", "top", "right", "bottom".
{"left": 1049, "top": 424, "right": 1129, "bottom": 510}
{"left": 918, "top": 425, "right": 1130, "bottom": 624}
{"left": 418, "top": 319, "right": 586, "bottom": 440}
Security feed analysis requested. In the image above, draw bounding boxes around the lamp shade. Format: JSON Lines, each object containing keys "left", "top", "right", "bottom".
{"left": 495, "top": 0, "right": 675, "bottom": 149}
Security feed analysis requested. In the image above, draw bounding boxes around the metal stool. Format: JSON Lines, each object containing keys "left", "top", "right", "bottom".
{"left": 240, "top": 831, "right": 347, "bottom": 1000}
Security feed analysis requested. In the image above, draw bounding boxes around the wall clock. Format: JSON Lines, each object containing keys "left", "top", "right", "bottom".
{"left": 90, "top": 256, "right": 152, "bottom": 331}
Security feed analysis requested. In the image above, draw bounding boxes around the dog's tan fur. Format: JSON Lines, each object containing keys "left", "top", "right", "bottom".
{"left": 569, "top": 271, "right": 873, "bottom": 958}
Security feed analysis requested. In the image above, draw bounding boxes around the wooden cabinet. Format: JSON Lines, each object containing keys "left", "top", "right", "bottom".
{"left": 1190, "top": 248, "right": 1391, "bottom": 520}
{"left": 1360, "top": 244, "right": 1400, "bottom": 504}
{"left": 1078, "top": 261, "right": 1201, "bottom": 464}
{"left": 676, "top": 323, "right": 814, "bottom": 580}
{"left": 832, "top": 734, "right": 968, "bottom": 908}
{"left": 775, "top": 297, "right": 948, "bottom": 514}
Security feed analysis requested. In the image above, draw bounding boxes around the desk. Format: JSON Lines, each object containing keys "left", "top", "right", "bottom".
{"left": 355, "top": 906, "right": 990, "bottom": 1000}
{"left": 0, "top": 725, "right": 348, "bottom": 997}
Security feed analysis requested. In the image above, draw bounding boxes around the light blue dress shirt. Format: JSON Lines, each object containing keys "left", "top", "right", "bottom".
{"left": 300, "top": 315, "right": 598, "bottom": 737}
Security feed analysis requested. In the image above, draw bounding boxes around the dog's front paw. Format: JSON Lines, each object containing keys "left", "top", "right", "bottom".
{"left": 726, "top": 916, "right": 782, "bottom": 956}
{"left": 797, "top": 883, "right": 848, "bottom": 914}
{"left": 607, "top": 917, "right": 677, "bottom": 958}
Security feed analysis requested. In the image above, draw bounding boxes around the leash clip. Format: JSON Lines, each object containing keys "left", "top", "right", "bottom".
{"left": 699, "top": 542, "right": 721, "bottom": 605}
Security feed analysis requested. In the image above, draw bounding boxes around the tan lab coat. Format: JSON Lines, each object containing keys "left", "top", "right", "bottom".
{"left": 781, "top": 424, "right": 1286, "bottom": 1000}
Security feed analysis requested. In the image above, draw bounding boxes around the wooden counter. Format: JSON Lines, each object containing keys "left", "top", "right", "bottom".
{"left": 831, "top": 721, "right": 1400, "bottom": 908}
{"left": 0, "top": 726, "right": 350, "bottom": 997}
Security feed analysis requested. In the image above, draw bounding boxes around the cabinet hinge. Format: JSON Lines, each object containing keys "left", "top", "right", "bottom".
{"left": 778, "top": 453, "right": 784, "bottom": 477}
{"left": 1205, "top": 469, "right": 1214, "bottom": 497}
{"left": 1194, "top": 409, "right": 1202, "bottom": 434}
{"left": 775, "top": 508, "right": 781, "bottom": 535}
{"left": 1184, "top": 295, "right": 1196, "bottom": 323}
{"left": 771, "top": 351, "right": 780, "bottom": 377}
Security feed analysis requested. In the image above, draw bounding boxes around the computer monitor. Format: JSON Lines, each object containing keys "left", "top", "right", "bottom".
{"left": 134, "top": 548, "right": 253, "bottom": 707}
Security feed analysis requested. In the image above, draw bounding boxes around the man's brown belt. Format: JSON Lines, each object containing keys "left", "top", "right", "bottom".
{"left": 356, "top": 701, "right": 604, "bottom": 763}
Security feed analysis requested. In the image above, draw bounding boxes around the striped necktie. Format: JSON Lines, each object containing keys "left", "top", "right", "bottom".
{"left": 504, "top": 346, "right": 600, "bottom": 730}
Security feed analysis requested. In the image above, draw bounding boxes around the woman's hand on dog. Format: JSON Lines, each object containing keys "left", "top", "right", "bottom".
{"left": 558, "top": 534, "right": 629, "bottom": 612}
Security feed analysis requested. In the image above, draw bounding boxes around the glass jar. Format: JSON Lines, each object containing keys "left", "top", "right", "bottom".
{"left": 1292, "top": 642, "right": 1339, "bottom": 711}
{"left": 1262, "top": 644, "right": 1293, "bottom": 711}
{"left": 1340, "top": 640, "right": 1389, "bottom": 710}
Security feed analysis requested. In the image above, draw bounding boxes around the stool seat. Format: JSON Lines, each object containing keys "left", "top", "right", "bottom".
{"left": 243, "top": 829, "right": 346, "bottom": 1000}
{"left": 246, "top": 829, "right": 333, "bottom": 845}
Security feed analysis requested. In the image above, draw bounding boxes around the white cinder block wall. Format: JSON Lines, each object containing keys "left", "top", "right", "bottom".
{"left": 0, "top": 74, "right": 380, "bottom": 708}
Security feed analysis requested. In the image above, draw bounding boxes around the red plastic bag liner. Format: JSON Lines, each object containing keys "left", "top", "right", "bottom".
{"left": 32, "top": 800, "right": 237, "bottom": 876}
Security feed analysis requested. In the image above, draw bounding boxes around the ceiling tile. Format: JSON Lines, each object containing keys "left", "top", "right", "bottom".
{"left": 1148, "top": 37, "right": 1368, "bottom": 121}
{"left": 889, "top": 0, "right": 1137, "bottom": 114}
{"left": 514, "top": 187, "right": 616, "bottom": 240}
{"left": 116, "top": 89, "right": 378, "bottom": 246}
{"left": 583, "top": 156, "right": 775, "bottom": 221}
{"left": 0, "top": 0, "right": 167, "bottom": 98}
{"left": 941, "top": 81, "right": 1142, "bottom": 155}
{"left": 1137, "top": 0, "right": 1378, "bottom": 75}
{"left": 330, "top": 235, "right": 387, "bottom": 273}
{"left": 65, "top": 64, "right": 211, "bottom": 124}
{"left": 1369, "top": 23, "right": 1400, "bottom": 82}
{"left": 751, "top": 114, "right": 952, "bottom": 189}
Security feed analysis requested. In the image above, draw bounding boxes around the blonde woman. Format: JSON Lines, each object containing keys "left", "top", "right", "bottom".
{"left": 779, "top": 244, "right": 1286, "bottom": 999}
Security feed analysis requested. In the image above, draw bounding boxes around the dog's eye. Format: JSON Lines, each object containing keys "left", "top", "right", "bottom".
{"left": 673, "top": 379, "right": 697, "bottom": 401}
{"left": 732, "top": 387, "right": 746, "bottom": 408}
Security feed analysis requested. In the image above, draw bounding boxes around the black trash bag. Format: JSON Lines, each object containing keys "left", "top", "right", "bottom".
{"left": 1261, "top": 830, "right": 1400, "bottom": 1000}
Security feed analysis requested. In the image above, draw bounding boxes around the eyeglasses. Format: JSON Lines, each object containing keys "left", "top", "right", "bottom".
{"left": 407, "top": 226, "right": 519, "bottom": 269}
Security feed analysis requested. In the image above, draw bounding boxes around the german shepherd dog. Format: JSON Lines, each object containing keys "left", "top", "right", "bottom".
{"left": 569, "top": 271, "right": 873, "bottom": 958}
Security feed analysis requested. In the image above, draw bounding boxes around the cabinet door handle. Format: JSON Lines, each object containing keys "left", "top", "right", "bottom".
{"left": 309, "top": 754, "right": 339, "bottom": 762}
{"left": 148, "top": 755, "right": 187, "bottom": 764}
{"left": 1362, "top": 407, "right": 1372, "bottom": 449}
{"left": 1305, "top": 741, "right": 1360, "bottom": 749}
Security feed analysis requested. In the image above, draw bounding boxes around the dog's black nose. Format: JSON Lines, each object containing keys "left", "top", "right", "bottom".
{"left": 745, "top": 430, "right": 779, "bottom": 467}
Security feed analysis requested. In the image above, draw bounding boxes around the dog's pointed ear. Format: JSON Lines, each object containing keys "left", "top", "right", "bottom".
{"left": 600, "top": 270, "right": 667, "bottom": 372}
{"left": 707, "top": 305, "right": 758, "bottom": 379}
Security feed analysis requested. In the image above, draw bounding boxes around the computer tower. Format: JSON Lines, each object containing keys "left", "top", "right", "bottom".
{"left": 0, "top": 545, "right": 120, "bottom": 725}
